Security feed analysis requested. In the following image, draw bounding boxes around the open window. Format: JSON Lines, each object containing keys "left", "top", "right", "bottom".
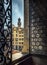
{"left": 12, "top": 0, "right": 29, "bottom": 61}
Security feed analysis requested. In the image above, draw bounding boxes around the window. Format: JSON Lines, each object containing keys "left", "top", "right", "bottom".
{"left": 22, "top": 38, "right": 24, "bottom": 40}
{"left": 19, "top": 31, "right": 21, "bottom": 34}
{"left": 16, "top": 31, "right": 17, "bottom": 33}
{"left": 19, "top": 46, "right": 22, "bottom": 51}
{"left": 16, "top": 34, "right": 17, "bottom": 37}
{"left": 12, "top": 0, "right": 29, "bottom": 62}
{"left": 16, "top": 45, "right": 18, "bottom": 50}
{"left": 22, "top": 42, "right": 23, "bottom": 44}
{"left": 0, "top": 0, "right": 47, "bottom": 65}
{"left": 15, "top": 42, "right": 18, "bottom": 44}
{"left": 15, "top": 38, "right": 18, "bottom": 41}
{"left": 19, "top": 42, "right": 21, "bottom": 44}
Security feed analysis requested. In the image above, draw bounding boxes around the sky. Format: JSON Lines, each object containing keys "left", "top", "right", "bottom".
{"left": 12, "top": 0, "right": 24, "bottom": 28}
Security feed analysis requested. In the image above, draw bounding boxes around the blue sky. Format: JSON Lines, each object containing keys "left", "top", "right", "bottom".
{"left": 12, "top": 0, "right": 24, "bottom": 28}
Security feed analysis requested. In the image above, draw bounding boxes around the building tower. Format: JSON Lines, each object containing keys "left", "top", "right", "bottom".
{"left": 18, "top": 18, "right": 21, "bottom": 28}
